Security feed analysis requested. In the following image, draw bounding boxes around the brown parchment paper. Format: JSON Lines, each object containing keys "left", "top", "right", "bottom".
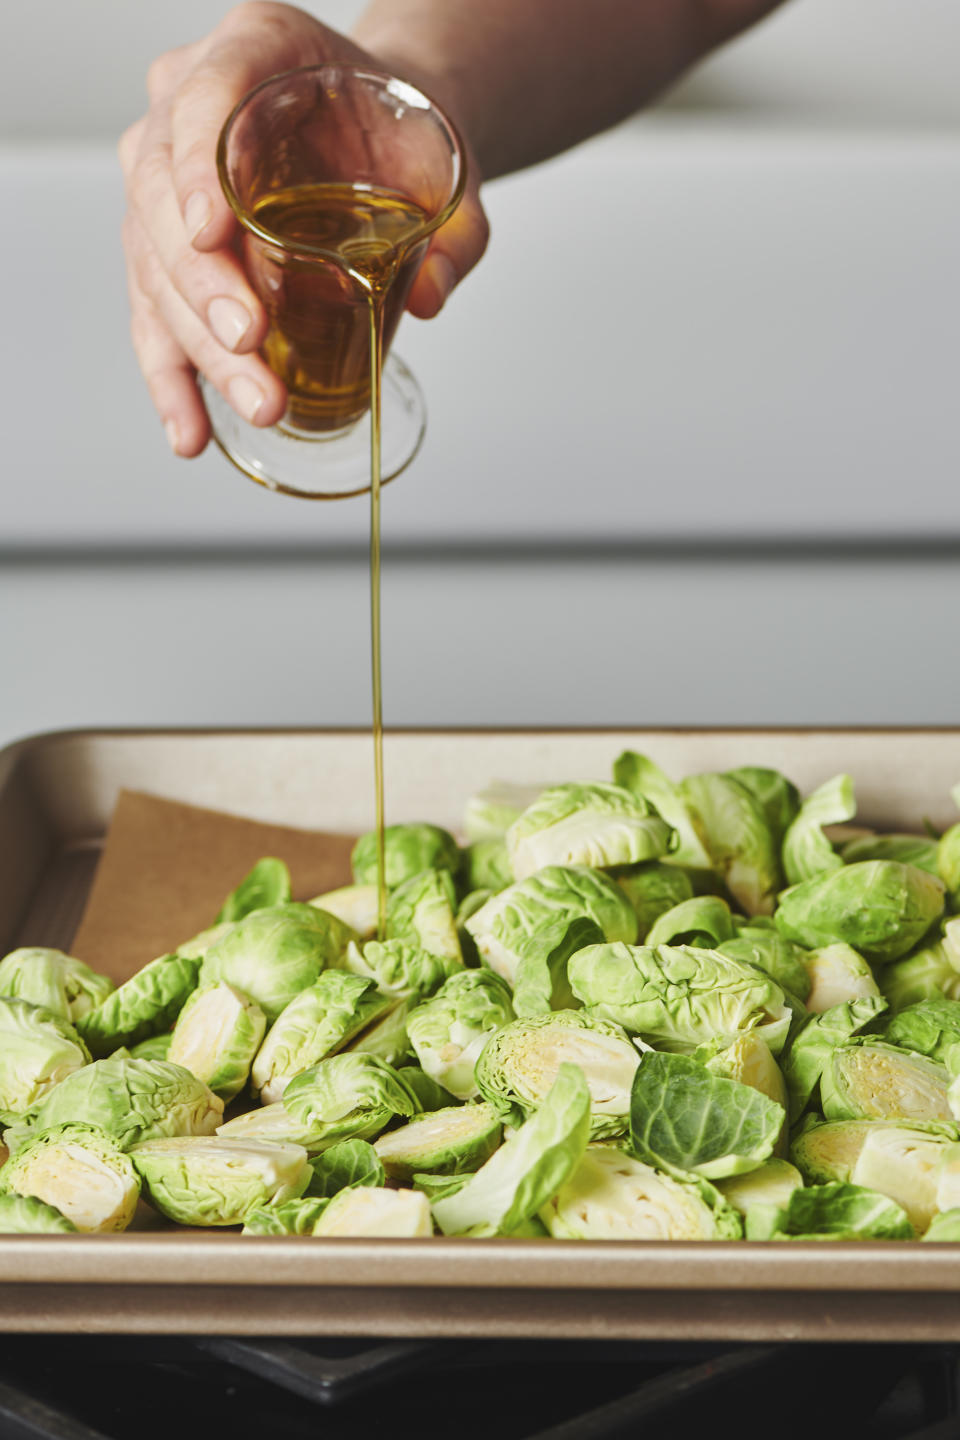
{"left": 70, "top": 790, "right": 355, "bottom": 982}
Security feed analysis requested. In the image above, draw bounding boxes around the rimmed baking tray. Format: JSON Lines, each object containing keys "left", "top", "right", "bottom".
{"left": 2, "top": 725, "right": 960, "bottom": 1339}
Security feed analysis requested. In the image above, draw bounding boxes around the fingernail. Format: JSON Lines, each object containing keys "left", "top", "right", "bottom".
{"left": 429, "top": 255, "right": 457, "bottom": 309}
{"left": 228, "top": 375, "right": 264, "bottom": 423}
{"left": 164, "top": 419, "right": 180, "bottom": 454}
{"left": 184, "top": 190, "right": 212, "bottom": 243}
{"left": 209, "top": 296, "right": 252, "bottom": 352}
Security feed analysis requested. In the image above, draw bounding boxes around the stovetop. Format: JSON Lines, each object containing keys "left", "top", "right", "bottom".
{"left": 0, "top": 1336, "right": 955, "bottom": 1440}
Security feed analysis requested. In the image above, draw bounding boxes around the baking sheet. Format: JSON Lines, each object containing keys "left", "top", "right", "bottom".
{"left": 3, "top": 727, "right": 960, "bottom": 1340}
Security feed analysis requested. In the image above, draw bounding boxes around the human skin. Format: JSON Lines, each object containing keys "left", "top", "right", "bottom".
{"left": 119, "top": 0, "right": 786, "bottom": 456}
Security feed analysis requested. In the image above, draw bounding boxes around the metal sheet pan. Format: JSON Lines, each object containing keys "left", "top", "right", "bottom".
{"left": 2, "top": 726, "right": 960, "bottom": 1340}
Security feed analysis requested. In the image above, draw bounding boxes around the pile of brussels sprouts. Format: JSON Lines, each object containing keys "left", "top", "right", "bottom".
{"left": 3, "top": 751, "right": 960, "bottom": 1242}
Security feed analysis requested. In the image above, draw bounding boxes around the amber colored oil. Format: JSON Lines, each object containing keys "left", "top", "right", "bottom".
{"left": 248, "top": 183, "right": 429, "bottom": 435}
{"left": 246, "top": 182, "right": 430, "bottom": 936}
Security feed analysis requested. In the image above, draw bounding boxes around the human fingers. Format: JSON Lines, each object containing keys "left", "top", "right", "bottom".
{"left": 124, "top": 213, "right": 288, "bottom": 445}
{"left": 406, "top": 176, "right": 490, "bottom": 319}
{"left": 123, "top": 101, "right": 269, "bottom": 358}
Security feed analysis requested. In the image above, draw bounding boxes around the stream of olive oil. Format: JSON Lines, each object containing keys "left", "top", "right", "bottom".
{"left": 249, "top": 184, "right": 430, "bottom": 937}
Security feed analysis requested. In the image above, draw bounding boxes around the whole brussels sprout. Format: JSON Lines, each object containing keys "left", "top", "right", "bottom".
{"left": 461, "top": 839, "right": 513, "bottom": 895}
{"left": 775, "top": 861, "right": 945, "bottom": 964}
{"left": 842, "top": 834, "right": 940, "bottom": 876}
{"left": 199, "top": 904, "right": 353, "bottom": 1021}
{"left": 351, "top": 823, "right": 460, "bottom": 889}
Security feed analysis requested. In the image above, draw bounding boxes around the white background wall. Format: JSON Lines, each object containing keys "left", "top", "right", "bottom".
{"left": 2, "top": 1, "right": 958, "bottom": 747}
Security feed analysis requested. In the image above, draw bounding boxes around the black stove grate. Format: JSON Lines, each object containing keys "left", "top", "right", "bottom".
{"left": 0, "top": 1336, "right": 956, "bottom": 1440}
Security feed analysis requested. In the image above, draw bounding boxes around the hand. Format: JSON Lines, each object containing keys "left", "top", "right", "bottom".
{"left": 119, "top": 2, "right": 489, "bottom": 457}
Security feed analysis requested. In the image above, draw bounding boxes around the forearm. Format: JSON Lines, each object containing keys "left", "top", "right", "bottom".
{"left": 353, "top": 0, "right": 788, "bottom": 180}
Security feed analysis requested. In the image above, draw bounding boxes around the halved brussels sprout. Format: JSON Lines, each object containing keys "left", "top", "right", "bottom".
{"left": 352, "top": 823, "right": 460, "bottom": 890}
{"left": 775, "top": 862, "right": 945, "bottom": 964}
{"left": 386, "top": 871, "right": 462, "bottom": 964}
{"left": 611, "top": 863, "right": 694, "bottom": 941}
{"left": 251, "top": 972, "right": 391, "bottom": 1104}
{"left": 216, "top": 1102, "right": 341, "bottom": 1154}
{"left": 851, "top": 1124, "right": 951, "bottom": 1233}
{"left": 715, "top": 1159, "right": 803, "bottom": 1218}
{"left": 432, "top": 1063, "right": 590, "bottom": 1236}
{"left": 568, "top": 943, "right": 790, "bottom": 1056}
{"left": 282, "top": 1053, "right": 420, "bottom": 1146}
{"left": 781, "top": 774, "right": 855, "bottom": 887}
{"left": 679, "top": 771, "right": 782, "bottom": 915}
{"left": 0, "top": 998, "right": 91, "bottom": 1115}
{"left": 313, "top": 1187, "right": 433, "bottom": 1237}
{"left": 790, "top": 1117, "right": 879, "bottom": 1184}
{"left": 132, "top": 1137, "right": 310, "bottom": 1226}
{"left": 821, "top": 1040, "right": 952, "bottom": 1123}
{"left": 343, "top": 938, "right": 457, "bottom": 1003}
{"left": 199, "top": 904, "right": 354, "bottom": 1021}
{"left": 778, "top": 996, "right": 887, "bottom": 1119}
{"left": 374, "top": 1103, "right": 502, "bottom": 1180}
{"left": 475, "top": 1010, "right": 640, "bottom": 1139}
{"left": 801, "top": 944, "right": 881, "bottom": 1014}
{"left": 645, "top": 897, "right": 735, "bottom": 950}
{"left": 465, "top": 865, "right": 637, "bottom": 1010}
{"left": 0, "top": 948, "right": 113, "bottom": 1023}
{"left": 507, "top": 783, "right": 675, "bottom": 880}
{"left": 15, "top": 1057, "right": 222, "bottom": 1151}
{"left": 305, "top": 1138, "right": 385, "bottom": 1198}
{"left": 612, "top": 752, "right": 712, "bottom": 871}
{"left": 407, "top": 968, "right": 515, "bottom": 1101}
{"left": 0, "top": 1193, "right": 77, "bottom": 1234}
{"left": 629, "top": 1052, "right": 784, "bottom": 1180}
{"left": 745, "top": 1182, "right": 914, "bottom": 1240}
{"left": 542, "top": 1144, "right": 742, "bottom": 1240}
{"left": 0, "top": 1123, "right": 139, "bottom": 1232}
{"left": 77, "top": 952, "right": 200, "bottom": 1056}
{"left": 308, "top": 885, "right": 380, "bottom": 941}
{"left": 216, "top": 857, "right": 291, "bottom": 924}
{"left": 169, "top": 982, "right": 266, "bottom": 1101}
{"left": 463, "top": 782, "right": 544, "bottom": 843}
